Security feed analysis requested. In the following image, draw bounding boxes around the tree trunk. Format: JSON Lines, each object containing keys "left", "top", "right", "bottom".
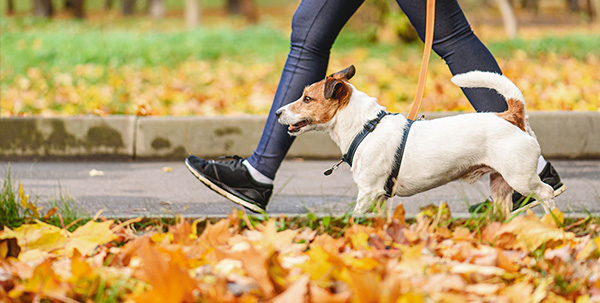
{"left": 227, "top": 0, "right": 241, "bottom": 14}
{"left": 185, "top": 0, "right": 200, "bottom": 28}
{"left": 227, "top": 0, "right": 258, "bottom": 23}
{"left": 149, "top": 0, "right": 165, "bottom": 18}
{"left": 105, "top": 0, "right": 113, "bottom": 10}
{"left": 585, "top": 0, "right": 597, "bottom": 20}
{"left": 567, "top": 0, "right": 580, "bottom": 11}
{"left": 7, "top": 0, "right": 14, "bottom": 15}
{"left": 495, "top": 0, "right": 518, "bottom": 39}
{"left": 240, "top": 0, "right": 258, "bottom": 23}
{"left": 69, "top": 0, "right": 85, "bottom": 19}
{"left": 123, "top": 0, "right": 136, "bottom": 15}
{"left": 520, "top": 0, "right": 539, "bottom": 13}
{"left": 33, "top": 0, "right": 54, "bottom": 17}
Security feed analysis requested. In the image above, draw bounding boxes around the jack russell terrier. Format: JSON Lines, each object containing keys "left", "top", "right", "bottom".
{"left": 275, "top": 65, "right": 556, "bottom": 216}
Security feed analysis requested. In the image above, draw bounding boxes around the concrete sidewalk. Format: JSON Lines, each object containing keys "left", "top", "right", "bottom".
{"left": 3, "top": 160, "right": 599, "bottom": 218}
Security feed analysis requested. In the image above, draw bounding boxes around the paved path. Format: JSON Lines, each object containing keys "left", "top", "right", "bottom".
{"left": 3, "top": 160, "right": 599, "bottom": 218}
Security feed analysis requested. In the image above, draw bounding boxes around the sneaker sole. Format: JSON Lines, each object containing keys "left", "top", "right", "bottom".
{"left": 511, "top": 184, "right": 567, "bottom": 214}
{"left": 185, "top": 159, "right": 265, "bottom": 214}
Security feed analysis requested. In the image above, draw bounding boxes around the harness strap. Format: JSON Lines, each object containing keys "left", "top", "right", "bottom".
{"left": 384, "top": 119, "right": 415, "bottom": 198}
{"left": 324, "top": 110, "right": 388, "bottom": 176}
{"left": 342, "top": 110, "right": 388, "bottom": 166}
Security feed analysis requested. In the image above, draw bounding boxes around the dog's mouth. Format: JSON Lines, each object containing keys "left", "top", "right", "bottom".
{"left": 288, "top": 119, "right": 311, "bottom": 133}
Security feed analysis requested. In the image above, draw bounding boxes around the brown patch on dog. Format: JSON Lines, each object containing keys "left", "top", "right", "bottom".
{"left": 496, "top": 98, "right": 525, "bottom": 131}
{"left": 287, "top": 67, "right": 353, "bottom": 125}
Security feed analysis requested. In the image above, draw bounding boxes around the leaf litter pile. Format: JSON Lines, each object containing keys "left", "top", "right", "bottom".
{"left": 1, "top": 203, "right": 599, "bottom": 303}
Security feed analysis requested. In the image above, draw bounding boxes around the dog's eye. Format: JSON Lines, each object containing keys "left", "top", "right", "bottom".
{"left": 303, "top": 96, "right": 312, "bottom": 103}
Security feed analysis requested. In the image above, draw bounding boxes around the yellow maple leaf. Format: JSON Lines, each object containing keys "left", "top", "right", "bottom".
{"left": 64, "top": 220, "right": 117, "bottom": 256}
{"left": 0, "top": 221, "right": 67, "bottom": 254}
{"left": 299, "top": 246, "right": 336, "bottom": 287}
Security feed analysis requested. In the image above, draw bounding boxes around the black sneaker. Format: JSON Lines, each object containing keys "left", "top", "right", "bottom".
{"left": 468, "top": 161, "right": 567, "bottom": 214}
{"left": 185, "top": 155, "right": 273, "bottom": 213}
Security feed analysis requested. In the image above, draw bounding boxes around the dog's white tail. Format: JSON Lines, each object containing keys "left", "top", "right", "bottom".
{"left": 451, "top": 71, "right": 524, "bottom": 103}
{"left": 452, "top": 71, "right": 536, "bottom": 137}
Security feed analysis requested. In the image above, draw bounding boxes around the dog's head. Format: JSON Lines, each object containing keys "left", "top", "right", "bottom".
{"left": 276, "top": 65, "right": 355, "bottom": 136}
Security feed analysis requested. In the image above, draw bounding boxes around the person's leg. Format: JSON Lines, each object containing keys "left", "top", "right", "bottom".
{"left": 396, "top": 0, "right": 507, "bottom": 112}
{"left": 246, "top": 0, "right": 365, "bottom": 180}
{"left": 186, "top": 0, "right": 364, "bottom": 212}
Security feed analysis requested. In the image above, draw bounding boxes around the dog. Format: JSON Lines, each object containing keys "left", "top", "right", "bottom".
{"left": 275, "top": 65, "right": 556, "bottom": 216}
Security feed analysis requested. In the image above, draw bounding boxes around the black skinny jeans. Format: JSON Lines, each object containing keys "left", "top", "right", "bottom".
{"left": 247, "top": 0, "right": 506, "bottom": 179}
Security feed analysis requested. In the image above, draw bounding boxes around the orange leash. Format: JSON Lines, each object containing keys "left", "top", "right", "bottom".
{"left": 407, "top": 0, "right": 436, "bottom": 121}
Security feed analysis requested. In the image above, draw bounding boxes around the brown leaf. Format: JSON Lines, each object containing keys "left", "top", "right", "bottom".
{"left": 0, "top": 238, "right": 20, "bottom": 259}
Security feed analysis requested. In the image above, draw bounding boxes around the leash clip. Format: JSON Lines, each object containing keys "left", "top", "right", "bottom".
{"left": 324, "top": 159, "right": 344, "bottom": 176}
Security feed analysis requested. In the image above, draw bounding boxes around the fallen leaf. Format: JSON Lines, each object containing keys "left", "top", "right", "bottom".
{"left": 88, "top": 169, "right": 105, "bottom": 177}
{"left": 269, "top": 275, "right": 309, "bottom": 303}
{"left": 497, "top": 211, "right": 574, "bottom": 251}
{"left": 130, "top": 239, "right": 197, "bottom": 303}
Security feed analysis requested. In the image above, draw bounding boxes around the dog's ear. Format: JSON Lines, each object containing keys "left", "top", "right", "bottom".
{"left": 325, "top": 65, "right": 354, "bottom": 99}
{"left": 329, "top": 65, "right": 356, "bottom": 80}
{"left": 324, "top": 77, "right": 347, "bottom": 100}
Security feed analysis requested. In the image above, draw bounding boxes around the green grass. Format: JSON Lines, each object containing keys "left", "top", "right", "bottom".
{"left": 489, "top": 34, "right": 600, "bottom": 60}
{"left": 0, "top": 168, "right": 25, "bottom": 229}
{"left": 0, "top": 168, "right": 89, "bottom": 231}
{"left": 0, "top": 17, "right": 600, "bottom": 81}
{"left": 0, "top": 19, "right": 290, "bottom": 78}
{"left": 1, "top": 15, "right": 598, "bottom": 82}
{"left": 0, "top": 0, "right": 286, "bottom": 15}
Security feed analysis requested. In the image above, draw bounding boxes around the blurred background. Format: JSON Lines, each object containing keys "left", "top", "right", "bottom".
{"left": 1, "top": 0, "right": 598, "bottom": 117}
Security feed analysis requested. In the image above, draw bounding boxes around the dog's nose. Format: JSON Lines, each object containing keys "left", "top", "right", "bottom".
{"left": 275, "top": 109, "right": 283, "bottom": 118}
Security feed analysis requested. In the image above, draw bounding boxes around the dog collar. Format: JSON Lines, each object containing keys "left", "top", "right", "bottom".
{"left": 324, "top": 110, "right": 389, "bottom": 175}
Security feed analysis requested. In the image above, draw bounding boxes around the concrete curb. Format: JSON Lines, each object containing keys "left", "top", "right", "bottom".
{"left": 0, "top": 116, "right": 135, "bottom": 159}
{"left": 1, "top": 112, "right": 599, "bottom": 160}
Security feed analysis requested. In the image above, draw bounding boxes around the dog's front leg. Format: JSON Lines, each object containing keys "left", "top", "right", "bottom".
{"left": 354, "top": 189, "right": 386, "bottom": 213}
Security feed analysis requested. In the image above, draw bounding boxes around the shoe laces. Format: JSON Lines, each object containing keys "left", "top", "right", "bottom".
{"left": 218, "top": 155, "right": 244, "bottom": 161}
{"left": 213, "top": 155, "right": 245, "bottom": 168}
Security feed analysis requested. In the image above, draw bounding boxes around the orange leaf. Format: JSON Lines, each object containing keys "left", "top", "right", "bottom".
{"left": 236, "top": 245, "right": 276, "bottom": 298}
{"left": 130, "top": 239, "right": 197, "bottom": 303}
{"left": 392, "top": 202, "right": 406, "bottom": 225}
{"left": 269, "top": 275, "right": 309, "bottom": 303}
{"left": 310, "top": 282, "right": 352, "bottom": 303}
{"left": 348, "top": 270, "right": 380, "bottom": 303}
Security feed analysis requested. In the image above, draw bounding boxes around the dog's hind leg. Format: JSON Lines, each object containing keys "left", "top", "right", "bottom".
{"left": 512, "top": 178, "right": 556, "bottom": 214}
{"left": 498, "top": 169, "right": 556, "bottom": 214}
{"left": 490, "top": 172, "right": 514, "bottom": 217}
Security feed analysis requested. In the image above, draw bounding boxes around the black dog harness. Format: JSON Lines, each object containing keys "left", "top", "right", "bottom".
{"left": 324, "top": 110, "right": 415, "bottom": 198}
